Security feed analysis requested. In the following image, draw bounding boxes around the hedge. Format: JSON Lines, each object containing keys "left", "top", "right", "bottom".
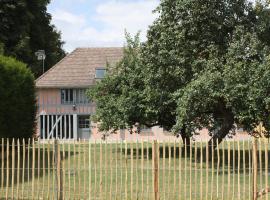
{"left": 0, "top": 55, "right": 36, "bottom": 138}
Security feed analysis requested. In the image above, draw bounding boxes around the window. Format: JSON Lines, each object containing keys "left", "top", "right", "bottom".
{"left": 79, "top": 116, "right": 90, "bottom": 129}
{"left": 61, "top": 89, "right": 74, "bottom": 104}
{"left": 95, "top": 68, "right": 106, "bottom": 79}
{"left": 61, "top": 89, "right": 90, "bottom": 104}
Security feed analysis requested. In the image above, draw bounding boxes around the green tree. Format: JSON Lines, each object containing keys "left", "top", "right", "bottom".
{"left": 0, "top": 0, "right": 65, "bottom": 77}
{"left": 142, "top": 0, "right": 270, "bottom": 145}
{"left": 88, "top": 33, "right": 148, "bottom": 133}
{"left": 0, "top": 55, "right": 36, "bottom": 139}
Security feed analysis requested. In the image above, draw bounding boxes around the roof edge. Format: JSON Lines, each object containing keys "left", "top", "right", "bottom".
{"left": 35, "top": 48, "right": 80, "bottom": 83}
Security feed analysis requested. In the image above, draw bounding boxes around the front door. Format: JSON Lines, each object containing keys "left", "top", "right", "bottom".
{"left": 78, "top": 115, "right": 91, "bottom": 139}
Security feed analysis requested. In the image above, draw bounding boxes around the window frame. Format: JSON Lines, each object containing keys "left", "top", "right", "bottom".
{"left": 78, "top": 115, "right": 90, "bottom": 129}
{"left": 60, "top": 88, "right": 90, "bottom": 105}
{"left": 95, "top": 68, "right": 106, "bottom": 79}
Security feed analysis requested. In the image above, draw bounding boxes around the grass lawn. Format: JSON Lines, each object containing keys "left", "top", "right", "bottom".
{"left": 0, "top": 139, "right": 269, "bottom": 199}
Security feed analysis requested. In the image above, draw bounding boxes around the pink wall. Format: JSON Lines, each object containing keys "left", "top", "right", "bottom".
{"left": 36, "top": 88, "right": 95, "bottom": 114}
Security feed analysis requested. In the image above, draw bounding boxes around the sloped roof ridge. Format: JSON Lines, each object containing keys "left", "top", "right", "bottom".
{"left": 35, "top": 48, "right": 79, "bottom": 82}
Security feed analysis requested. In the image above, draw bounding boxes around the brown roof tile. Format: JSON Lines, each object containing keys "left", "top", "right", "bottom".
{"left": 35, "top": 47, "right": 123, "bottom": 88}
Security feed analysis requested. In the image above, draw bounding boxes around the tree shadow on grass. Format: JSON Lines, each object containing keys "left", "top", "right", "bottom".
{"left": 0, "top": 143, "right": 77, "bottom": 187}
{"left": 121, "top": 141, "right": 270, "bottom": 174}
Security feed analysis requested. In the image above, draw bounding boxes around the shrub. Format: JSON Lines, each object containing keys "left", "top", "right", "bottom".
{"left": 0, "top": 55, "right": 36, "bottom": 138}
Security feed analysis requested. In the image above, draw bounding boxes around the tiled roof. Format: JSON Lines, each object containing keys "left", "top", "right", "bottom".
{"left": 35, "top": 47, "right": 123, "bottom": 88}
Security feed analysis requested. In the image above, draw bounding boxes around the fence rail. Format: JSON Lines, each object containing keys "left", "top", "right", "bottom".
{"left": 0, "top": 138, "right": 269, "bottom": 199}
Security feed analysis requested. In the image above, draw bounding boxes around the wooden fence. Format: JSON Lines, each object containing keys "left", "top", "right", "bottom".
{"left": 0, "top": 138, "right": 269, "bottom": 200}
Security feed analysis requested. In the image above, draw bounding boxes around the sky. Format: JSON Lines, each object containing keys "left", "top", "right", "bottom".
{"left": 48, "top": 0, "right": 159, "bottom": 52}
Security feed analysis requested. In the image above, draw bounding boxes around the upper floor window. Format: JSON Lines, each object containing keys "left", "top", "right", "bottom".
{"left": 61, "top": 89, "right": 90, "bottom": 104}
{"left": 95, "top": 68, "right": 106, "bottom": 79}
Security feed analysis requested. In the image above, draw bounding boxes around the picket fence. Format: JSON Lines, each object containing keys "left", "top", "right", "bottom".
{"left": 0, "top": 138, "right": 269, "bottom": 200}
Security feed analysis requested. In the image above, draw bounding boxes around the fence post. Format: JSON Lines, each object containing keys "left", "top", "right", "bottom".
{"left": 54, "top": 139, "right": 63, "bottom": 200}
{"left": 153, "top": 140, "right": 159, "bottom": 200}
{"left": 253, "top": 138, "right": 258, "bottom": 200}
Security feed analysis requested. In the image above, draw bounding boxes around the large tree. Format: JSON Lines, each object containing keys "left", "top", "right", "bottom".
{"left": 142, "top": 0, "right": 270, "bottom": 145}
{"left": 89, "top": 0, "right": 270, "bottom": 145}
{"left": 0, "top": 0, "right": 65, "bottom": 77}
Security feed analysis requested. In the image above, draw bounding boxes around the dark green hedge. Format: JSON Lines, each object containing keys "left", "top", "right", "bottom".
{"left": 0, "top": 55, "right": 36, "bottom": 138}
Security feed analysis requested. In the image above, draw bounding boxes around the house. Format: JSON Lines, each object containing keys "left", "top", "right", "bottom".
{"left": 35, "top": 47, "right": 172, "bottom": 141}
{"left": 35, "top": 47, "right": 251, "bottom": 141}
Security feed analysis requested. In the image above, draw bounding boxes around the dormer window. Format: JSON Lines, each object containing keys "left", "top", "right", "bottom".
{"left": 95, "top": 68, "right": 106, "bottom": 79}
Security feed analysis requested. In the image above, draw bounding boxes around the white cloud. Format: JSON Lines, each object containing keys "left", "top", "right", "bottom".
{"left": 52, "top": 10, "right": 86, "bottom": 26}
{"left": 49, "top": 0, "right": 159, "bottom": 52}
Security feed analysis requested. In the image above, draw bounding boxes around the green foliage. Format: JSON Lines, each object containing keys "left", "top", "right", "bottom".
{"left": 0, "top": 0, "right": 66, "bottom": 77}
{"left": 88, "top": 33, "right": 147, "bottom": 132}
{"left": 0, "top": 55, "right": 36, "bottom": 138}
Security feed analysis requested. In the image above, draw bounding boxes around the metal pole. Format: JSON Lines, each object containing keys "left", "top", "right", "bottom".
{"left": 42, "top": 57, "right": 45, "bottom": 74}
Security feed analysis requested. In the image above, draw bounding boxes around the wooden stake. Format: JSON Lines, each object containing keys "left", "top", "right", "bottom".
{"left": 99, "top": 141, "right": 102, "bottom": 200}
{"left": 216, "top": 140, "right": 220, "bottom": 199}
{"left": 62, "top": 141, "right": 66, "bottom": 200}
{"left": 200, "top": 140, "right": 203, "bottom": 200}
{"left": 89, "top": 141, "right": 91, "bottom": 200}
{"left": 68, "top": 142, "right": 71, "bottom": 199}
{"left": 190, "top": 140, "right": 192, "bottom": 200}
{"left": 78, "top": 139, "right": 81, "bottom": 199}
{"left": 32, "top": 139, "right": 35, "bottom": 199}
{"left": 27, "top": 138, "right": 30, "bottom": 198}
{"left": 206, "top": 140, "right": 209, "bottom": 200}
{"left": 73, "top": 140, "right": 76, "bottom": 198}
{"left": 5, "top": 138, "right": 9, "bottom": 199}
{"left": 237, "top": 140, "right": 241, "bottom": 200}
{"left": 248, "top": 140, "right": 251, "bottom": 200}
{"left": 136, "top": 141, "right": 138, "bottom": 200}
{"left": 42, "top": 141, "right": 45, "bottom": 199}
{"left": 233, "top": 140, "right": 235, "bottom": 199}
{"left": 11, "top": 139, "right": 15, "bottom": 199}
{"left": 83, "top": 140, "right": 86, "bottom": 200}
{"left": 264, "top": 138, "right": 268, "bottom": 200}
{"left": 174, "top": 141, "right": 176, "bottom": 199}
{"left": 109, "top": 142, "right": 113, "bottom": 200}
{"left": 222, "top": 141, "right": 225, "bottom": 200}
{"left": 1, "top": 138, "right": 4, "bottom": 197}
{"left": 94, "top": 141, "right": 97, "bottom": 200}
{"left": 211, "top": 139, "right": 214, "bottom": 200}
{"left": 120, "top": 141, "right": 123, "bottom": 199}
{"left": 153, "top": 140, "right": 159, "bottom": 200}
{"left": 131, "top": 142, "right": 133, "bottom": 199}
{"left": 141, "top": 141, "right": 144, "bottom": 199}
{"left": 178, "top": 141, "right": 182, "bottom": 200}
{"left": 227, "top": 141, "right": 231, "bottom": 199}
{"left": 147, "top": 140, "right": 149, "bottom": 200}
{"left": 194, "top": 141, "right": 197, "bottom": 200}
{"left": 104, "top": 141, "right": 107, "bottom": 199}
{"left": 184, "top": 140, "right": 187, "bottom": 200}
{"left": 16, "top": 139, "right": 20, "bottom": 199}
{"left": 115, "top": 141, "right": 118, "bottom": 200}
{"left": 259, "top": 138, "right": 263, "bottom": 192}
{"left": 253, "top": 138, "right": 258, "bottom": 200}
{"left": 163, "top": 141, "right": 166, "bottom": 200}
{"left": 47, "top": 141, "right": 51, "bottom": 199}
{"left": 243, "top": 140, "right": 246, "bottom": 200}
{"left": 22, "top": 139, "right": 25, "bottom": 198}
{"left": 125, "top": 142, "right": 128, "bottom": 200}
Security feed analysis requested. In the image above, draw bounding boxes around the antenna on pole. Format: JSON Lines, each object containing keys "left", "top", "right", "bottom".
{"left": 35, "top": 50, "right": 46, "bottom": 74}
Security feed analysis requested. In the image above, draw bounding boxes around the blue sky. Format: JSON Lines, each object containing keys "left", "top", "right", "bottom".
{"left": 48, "top": 0, "right": 159, "bottom": 52}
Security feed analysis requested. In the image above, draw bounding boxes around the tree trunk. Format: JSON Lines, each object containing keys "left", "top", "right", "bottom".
{"left": 207, "top": 103, "right": 234, "bottom": 154}
{"left": 180, "top": 125, "right": 190, "bottom": 155}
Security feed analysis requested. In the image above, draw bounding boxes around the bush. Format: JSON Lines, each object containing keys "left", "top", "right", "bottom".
{"left": 0, "top": 55, "right": 36, "bottom": 138}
